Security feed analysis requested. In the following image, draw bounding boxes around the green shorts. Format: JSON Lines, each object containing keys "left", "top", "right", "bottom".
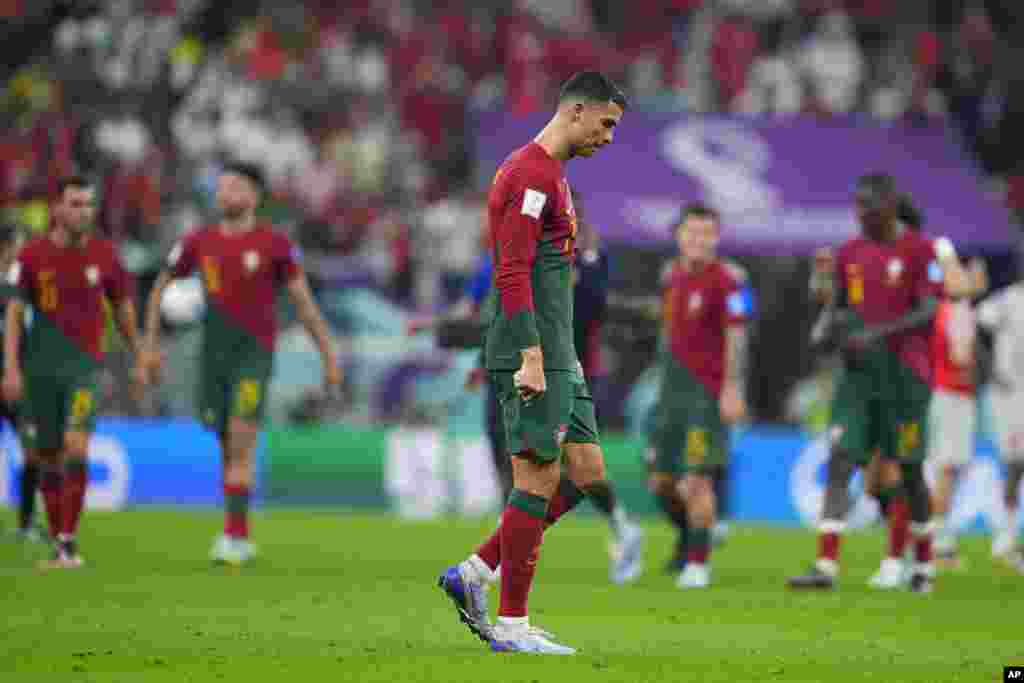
{"left": 199, "top": 350, "right": 273, "bottom": 435}
{"left": 651, "top": 356, "right": 727, "bottom": 476}
{"left": 20, "top": 370, "right": 99, "bottom": 450}
{"left": 490, "top": 368, "right": 599, "bottom": 463}
{"left": 830, "top": 357, "right": 931, "bottom": 466}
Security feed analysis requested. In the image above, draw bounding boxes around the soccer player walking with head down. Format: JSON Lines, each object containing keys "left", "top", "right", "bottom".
{"left": 788, "top": 173, "right": 942, "bottom": 593}
{"left": 2, "top": 176, "right": 144, "bottom": 568}
{"left": 142, "top": 163, "right": 340, "bottom": 566}
{"left": 438, "top": 71, "right": 629, "bottom": 655}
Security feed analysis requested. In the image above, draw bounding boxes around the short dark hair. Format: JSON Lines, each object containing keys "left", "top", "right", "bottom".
{"left": 677, "top": 202, "right": 720, "bottom": 226}
{"left": 222, "top": 162, "right": 266, "bottom": 193}
{"left": 896, "top": 193, "right": 923, "bottom": 230}
{"left": 856, "top": 172, "right": 897, "bottom": 197}
{"left": 559, "top": 71, "right": 629, "bottom": 110}
{"left": 0, "top": 223, "right": 17, "bottom": 245}
{"left": 56, "top": 175, "right": 93, "bottom": 198}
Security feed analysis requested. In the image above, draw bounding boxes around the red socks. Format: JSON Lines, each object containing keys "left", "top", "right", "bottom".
{"left": 818, "top": 531, "right": 841, "bottom": 563}
{"left": 497, "top": 490, "right": 548, "bottom": 619}
{"left": 687, "top": 527, "right": 711, "bottom": 565}
{"left": 475, "top": 480, "right": 583, "bottom": 572}
{"left": 40, "top": 466, "right": 63, "bottom": 539}
{"left": 224, "top": 484, "right": 250, "bottom": 539}
{"left": 887, "top": 496, "right": 910, "bottom": 559}
{"left": 60, "top": 459, "right": 88, "bottom": 538}
{"left": 476, "top": 527, "right": 501, "bottom": 571}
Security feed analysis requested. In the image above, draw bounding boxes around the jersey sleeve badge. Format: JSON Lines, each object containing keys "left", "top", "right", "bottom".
{"left": 521, "top": 189, "right": 547, "bottom": 219}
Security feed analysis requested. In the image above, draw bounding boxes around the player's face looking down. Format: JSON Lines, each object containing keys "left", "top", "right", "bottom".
{"left": 569, "top": 100, "right": 623, "bottom": 158}
{"left": 855, "top": 185, "right": 896, "bottom": 241}
{"left": 58, "top": 186, "right": 96, "bottom": 235}
{"left": 677, "top": 215, "right": 719, "bottom": 266}
{"left": 217, "top": 172, "right": 259, "bottom": 220}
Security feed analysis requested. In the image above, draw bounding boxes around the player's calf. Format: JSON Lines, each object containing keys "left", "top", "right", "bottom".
{"left": 902, "top": 463, "right": 936, "bottom": 592}
{"left": 678, "top": 474, "right": 714, "bottom": 589}
{"left": 215, "top": 417, "right": 260, "bottom": 558}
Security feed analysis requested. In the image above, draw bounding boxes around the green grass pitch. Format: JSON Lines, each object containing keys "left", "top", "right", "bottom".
{"left": 1, "top": 508, "right": 1021, "bottom": 682}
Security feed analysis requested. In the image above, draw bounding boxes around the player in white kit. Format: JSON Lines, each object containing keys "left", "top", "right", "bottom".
{"left": 927, "top": 252, "right": 986, "bottom": 568}
{"left": 977, "top": 275, "right": 1024, "bottom": 570}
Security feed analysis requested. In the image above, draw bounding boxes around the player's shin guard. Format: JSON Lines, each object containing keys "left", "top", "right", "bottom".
{"left": 224, "top": 484, "right": 250, "bottom": 539}
{"left": 474, "top": 477, "right": 583, "bottom": 575}
{"left": 18, "top": 461, "right": 40, "bottom": 530}
{"left": 40, "top": 465, "right": 63, "bottom": 539}
{"left": 60, "top": 458, "right": 87, "bottom": 538}
{"left": 498, "top": 490, "right": 548, "bottom": 619}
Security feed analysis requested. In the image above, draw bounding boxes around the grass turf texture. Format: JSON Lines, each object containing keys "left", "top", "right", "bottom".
{"left": 1, "top": 509, "right": 1020, "bottom": 682}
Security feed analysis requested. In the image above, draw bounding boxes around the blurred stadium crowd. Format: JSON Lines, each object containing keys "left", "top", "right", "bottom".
{"left": 1, "top": 0, "right": 1021, "bottom": 423}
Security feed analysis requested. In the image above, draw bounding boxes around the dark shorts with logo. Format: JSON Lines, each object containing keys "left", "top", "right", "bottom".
{"left": 489, "top": 369, "right": 599, "bottom": 463}
{"left": 651, "top": 355, "right": 727, "bottom": 476}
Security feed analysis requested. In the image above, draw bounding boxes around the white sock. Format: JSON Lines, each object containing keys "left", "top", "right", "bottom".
{"left": 815, "top": 559, "right": 839, "bottom": 577}
{"left": 496, "top": 615, "right": 528, "bottom": 632}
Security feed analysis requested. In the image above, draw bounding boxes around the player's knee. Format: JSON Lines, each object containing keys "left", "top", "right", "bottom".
{"left": 688, "top": 474, "right": 712, "bottom": 500}
{"left": 879, "top": 459, "right": 902, "bottom": 488}
{"left": 510, "top": 452, "right": 561, "bottom": 496}
{"left": 564, "top": 443, "right": 605, "bottom": 488}
{"left": 63, "top": 431, "right": 90, "bottom": 459}
{"left": 227, "top": 417, "right": 259, "bottom": 449}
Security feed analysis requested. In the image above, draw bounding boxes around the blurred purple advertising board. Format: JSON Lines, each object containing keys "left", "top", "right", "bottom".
{"left": 472, "top": 112, "right": 1013, "bottom": 253}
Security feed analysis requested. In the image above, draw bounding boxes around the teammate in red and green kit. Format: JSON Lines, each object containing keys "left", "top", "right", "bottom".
{"left": 438, "top": 71, "right": 629, "bottom": 655}
{"left": 649, "top": 203, "right": 749, "bottom": 589}
{"left": 2, "top": 176, "right": 144, "bottom": 568}
{"left": 142, "top": 164, "right": 340, "bottom": 566}
{"left": 789, "top": 173, "right": 942, "bottom": 593}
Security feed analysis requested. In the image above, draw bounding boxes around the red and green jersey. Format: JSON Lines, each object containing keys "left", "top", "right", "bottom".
{"left": 6, "top": 235, "right": 132, "bottom": 374}
{"left": 484, "top": 142, "right": 579, "bottom": 371}
{"left": 168, "top": 223, "right": 301, "bottom": 354}
{"left": 666, "top": 260, "right": 747, "bottom": 398}
{"left": 835, "top": 231, "right": 942, "bottom": 383}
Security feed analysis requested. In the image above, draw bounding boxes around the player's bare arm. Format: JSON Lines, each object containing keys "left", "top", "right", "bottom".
{"left": 285, "top": 274, "right": 340, "bottom": 388}
{"left": 141, "top": 270, "right": 174, "bottom": 382}
{"left": 2, "top": 298, "right": 24, "bottom": 402}
{"left": 810, "top": 247, "right": 835, "bottom": 305}
{"left": 720, "top": 324, "right": 748, "bottom": 424}
{"left": 846, "top": 296, "right": 938, "bottom": 352}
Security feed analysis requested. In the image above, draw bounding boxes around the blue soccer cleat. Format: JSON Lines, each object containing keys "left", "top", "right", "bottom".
{"left": 438, "top": 563, "right": 491, "bottom": 642}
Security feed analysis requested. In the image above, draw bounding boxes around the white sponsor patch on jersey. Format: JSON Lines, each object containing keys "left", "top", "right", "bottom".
{"left": 928, "top": 260, "right": 943, "bottom": 283}
{"left": 521, "top": 189, "right": 547, "bottom": 219}
{"left": 727, "top": 291, "right": 746, "bottom": 317}
{"left": 6, "top": 261, "right": 20, "bottom": 286}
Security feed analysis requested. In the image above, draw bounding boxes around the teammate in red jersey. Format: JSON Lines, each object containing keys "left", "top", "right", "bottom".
{"left": 2, "top": 176, "right": 144, "bottom": 567}
{"left": 789, "top": 173, "right": 942, "bottom": 593}
{"left": 142, "top": 164, "right": 340, "bottom": 565}
{"left": 438, "top": 71, "right": 628, "bottom": 655}
{"left": 649, "top": 204, "right": 748, "bottom": 589}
